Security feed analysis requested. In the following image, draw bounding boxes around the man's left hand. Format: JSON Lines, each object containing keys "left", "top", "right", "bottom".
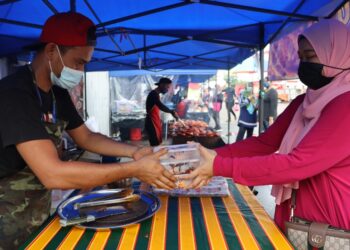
{"left": 132, "top": 146, "right": 153, "bottom": 160}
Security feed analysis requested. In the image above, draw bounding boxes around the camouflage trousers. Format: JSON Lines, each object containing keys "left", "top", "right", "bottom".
{"left": 0, "top": 167, "right": 51, "bottom": 250}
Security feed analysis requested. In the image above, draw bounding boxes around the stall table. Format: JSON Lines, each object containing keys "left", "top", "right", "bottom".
{"left": 20, "top": 180, "right": 294, "bottom": 250}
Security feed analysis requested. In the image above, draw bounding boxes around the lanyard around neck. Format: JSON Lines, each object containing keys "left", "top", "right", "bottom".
{"left": 28, "top": 64, "right": 57, "bottom": 123}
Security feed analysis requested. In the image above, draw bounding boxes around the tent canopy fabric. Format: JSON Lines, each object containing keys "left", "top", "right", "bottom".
{"left": 0, "top": 0, "right": 345, "bottom": 71}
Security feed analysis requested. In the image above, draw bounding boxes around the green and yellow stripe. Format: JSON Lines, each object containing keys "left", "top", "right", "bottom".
{"left": 236, "top": 184, "right": 294, "bottom": 250}
{"left": 200, "top": 197, "right": 228, "bottom": 250}
{"left": 148, "top": 196, "right": 168, "bottom": 250}
{"left": 20, "top": 179, "right": 294, "bottom": 250}
{"left": 178, "top": 197, "right": 196, "bottom": 250}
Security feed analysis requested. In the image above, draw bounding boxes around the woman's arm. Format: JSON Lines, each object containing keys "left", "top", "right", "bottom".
{"left": 214, "top": 92, "right": 350, "bottom": 186}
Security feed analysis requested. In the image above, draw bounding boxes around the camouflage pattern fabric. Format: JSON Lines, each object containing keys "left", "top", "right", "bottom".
{"left": 0, "top": 167, "right": 51, "bottom": 250}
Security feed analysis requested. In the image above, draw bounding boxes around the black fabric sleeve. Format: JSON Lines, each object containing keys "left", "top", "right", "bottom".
{"left": 152, "top": 91, "right": 173, "bottom": 113}
{"left": 57, "top": 89, "right": 84, "bottom": 130}
{"left": 0, "top": 90, "right": 49, "bottom": 147}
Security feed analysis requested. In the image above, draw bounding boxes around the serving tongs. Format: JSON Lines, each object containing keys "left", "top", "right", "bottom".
{"left": 60, "top": 205, "right": 128, "bottom": 227}
{"left": 74, "top": 193, "right": 140, "bottom": 210}
{"left": 178, "top": 118, "right": 188, "bottom": 128}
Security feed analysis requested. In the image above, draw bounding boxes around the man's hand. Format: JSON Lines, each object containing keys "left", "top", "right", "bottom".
{"left": 171, "top": 110, "right": 179, "bottom": 120}
{"left": 132, "top": 146, "right": 153, "bottom": 161}
{"left": 134, "top": 149, "right": 176, "bottom": 190}
{"left": 181, "top": 145, "right": 216, "bottom": 189}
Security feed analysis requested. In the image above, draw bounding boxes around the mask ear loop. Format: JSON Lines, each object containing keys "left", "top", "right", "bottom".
{"left": 55, "top": 45, "right": 65, "bottom": 67}
{"left": 322, "top": 64, "right": 350, "bottom": 78}
{"left": 48, "top": 60, "right": 53, "bottom": 72}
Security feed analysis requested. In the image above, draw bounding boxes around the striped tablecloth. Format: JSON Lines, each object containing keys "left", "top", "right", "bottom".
{"left": 20, "top": 180, "right": 294, "bottom": 250}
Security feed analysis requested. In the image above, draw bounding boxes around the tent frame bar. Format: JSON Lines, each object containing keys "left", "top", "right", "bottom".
{"left": 83, "top": 0, "right": 124, "bottom": 55}
{"left": 42, "top": 0, "right": 59, "bottom": 14}
{"left": 266, "top": 0, "right": 307, "bottom": 47}
{"left": 0, "top": 18, "right": 42, "bottom": 29}
{"left": 0, "top": 0, "right": 20, "bottom": 6}
{"left": 96, "top": 2, "right": 193, "bottom": 28}
{"left": 200, "top": 0, "right": 319, "bottom": 21}
{"left": 327, "top": 0, "right": 349, "bottom": 18}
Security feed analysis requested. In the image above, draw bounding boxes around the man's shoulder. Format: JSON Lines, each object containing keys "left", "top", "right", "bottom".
{"left": 0, "top": 66, "right": 32, "bottom": 93}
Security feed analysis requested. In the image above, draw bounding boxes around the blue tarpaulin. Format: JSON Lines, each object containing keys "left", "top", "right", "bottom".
{"left": 0, "top": 0, "right": 345, "bottom": 71}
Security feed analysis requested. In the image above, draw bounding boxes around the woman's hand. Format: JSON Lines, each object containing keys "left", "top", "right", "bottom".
{"left": 132, "top": 146, "right": 153, "bottom": 161}
{"left": 181, "top": 144, "right": 217, "bottom": 189}
{"left": 134, "top": 149, "right": 176, "bottom": 190}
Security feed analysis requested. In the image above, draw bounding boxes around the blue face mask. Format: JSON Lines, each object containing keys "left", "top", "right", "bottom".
{"left": 49, "top": 46, "right": 84, "bottom": 90}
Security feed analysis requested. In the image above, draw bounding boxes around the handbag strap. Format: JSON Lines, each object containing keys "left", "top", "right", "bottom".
{"left": 290, "top": 189, "right": 297, "bottom": 222}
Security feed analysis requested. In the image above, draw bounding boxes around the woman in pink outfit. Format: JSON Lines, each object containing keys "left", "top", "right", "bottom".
{"left": 185, "top": 19, "right": 350, "bottom": 231}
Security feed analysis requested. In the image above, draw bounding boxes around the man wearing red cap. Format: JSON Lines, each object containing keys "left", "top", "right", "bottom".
{"left": 0, "top": 12, "right": 175, "bottom": 248}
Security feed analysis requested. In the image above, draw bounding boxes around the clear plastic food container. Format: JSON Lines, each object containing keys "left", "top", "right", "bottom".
{"left": 153, "top": 144, "right": 200, "bottom": 188}
{"left": 154, "top": 144, "right": 200, "bottom": 162}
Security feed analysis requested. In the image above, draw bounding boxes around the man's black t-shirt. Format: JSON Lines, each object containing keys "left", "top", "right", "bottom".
{"left": 0, "top": 66, "right": 84, "bottom": 178}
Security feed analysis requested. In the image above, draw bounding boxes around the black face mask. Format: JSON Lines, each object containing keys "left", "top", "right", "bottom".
{"left": 298, "top": 62, "right": 334, "bottom": 90}
{"left": 160, "top": 89, "right": 168, "bottom": 94}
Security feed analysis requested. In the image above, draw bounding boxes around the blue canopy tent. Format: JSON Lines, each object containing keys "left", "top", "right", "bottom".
{"left": 0, "top": 0, "right": 346, "bottom": 134}
{"left": 0, "top": 0, "right": 346, "bottom": 71}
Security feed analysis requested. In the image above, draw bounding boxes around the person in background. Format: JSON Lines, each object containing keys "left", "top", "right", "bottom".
{"left": 145, "top": 77, "right": 179, "bottom": 146}
{"left": 176, "top": 94, "right": 190, "bottom": 119}
{"left": 202, "top": 87, "right": 213, "bottom": 124}
{"left": 263, "top": 77, "right": 278, "bottom": 131}
{"left": 236, "top": 85, "right": 257, "bottom": 141}
{"left": 223, "top": 83, "right": 237, "bottom": 121}
{"left": 0, "top": 13, "right": 176, "bottom": 249}
{"left": 212, "top": 85, "right": 224, "bottom": 131}
{"left": 171, "top": 84, "right": 181, "bottom": 106}
{"left": 183, "top": 19, "right": 350, "bottom": 232}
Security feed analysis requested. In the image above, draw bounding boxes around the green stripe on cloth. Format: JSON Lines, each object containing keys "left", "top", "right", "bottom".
{"left": 134, "top": 218, "right": 153, "bottom": 250}
{"left": 191, "top": 197, "right": 210, "bottom": 250}
{"left": 43, "top": 227, "right": 71, "bottom": 249}
{"left": 74, "top": 229, "right": 95, "bottom": 249}
{"left": 212, "top": 197, "right": 242, "bottom": 250}
{"left": 104, "top": 229, "right": 123, "bottom": 250}
{"left": 18, "top": 215, "right": 55, "bottom": 249}
{"left": 165, "top": 197, "right": 179, "bottom": 250}
{"left": 228, "top": 181, "right": 274, "bottom": 249}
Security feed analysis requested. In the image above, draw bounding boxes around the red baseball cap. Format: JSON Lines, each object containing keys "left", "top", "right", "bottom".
{"left": 40, "top": 12, "right": 96, "bottom": 46}
{"left": 24, "top": 12, "right": 96, "bottom": 51}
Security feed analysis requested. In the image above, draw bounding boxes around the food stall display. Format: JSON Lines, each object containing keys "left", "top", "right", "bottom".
{"left": 169, "top": 120, "right": 217, "bottom": 137}
{"left": 169, "top": 120, "right": 225, "bottom": 148}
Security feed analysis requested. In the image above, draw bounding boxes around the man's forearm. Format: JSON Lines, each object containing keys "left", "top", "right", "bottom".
{"left": 77, "top": 132, "right": 139, "bottom": 158}
{"left": 46, "top": 160, "right": 138, "bottom": 189}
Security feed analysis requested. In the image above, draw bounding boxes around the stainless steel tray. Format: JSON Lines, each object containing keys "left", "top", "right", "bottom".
{"left": 57, "top": 189, "right": 160, "bottom": 230}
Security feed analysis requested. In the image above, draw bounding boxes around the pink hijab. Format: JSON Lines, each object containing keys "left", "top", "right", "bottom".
{"left": 271, "top": 19, "right": 350, "bottom": 204}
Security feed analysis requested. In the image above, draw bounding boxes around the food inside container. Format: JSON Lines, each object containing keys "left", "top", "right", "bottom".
{"left": 153, "top": 144, "right": 200, "bottom": 188}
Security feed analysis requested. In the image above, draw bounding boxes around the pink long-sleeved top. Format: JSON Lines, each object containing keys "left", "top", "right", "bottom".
{"left": 214, "top": 93, "right": 350, "bottom": 231}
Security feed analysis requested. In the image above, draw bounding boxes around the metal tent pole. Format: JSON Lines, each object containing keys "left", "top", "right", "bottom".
{"left": 227, "top": 66, "right": 231, "bottom": 143}
{"left": 258, "top": 24, "right": 265, "bottom": 134}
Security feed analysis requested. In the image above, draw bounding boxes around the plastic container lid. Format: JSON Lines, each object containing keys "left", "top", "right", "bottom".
{"left": 153, "top": 144, "right": 200, "bottom": 163}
